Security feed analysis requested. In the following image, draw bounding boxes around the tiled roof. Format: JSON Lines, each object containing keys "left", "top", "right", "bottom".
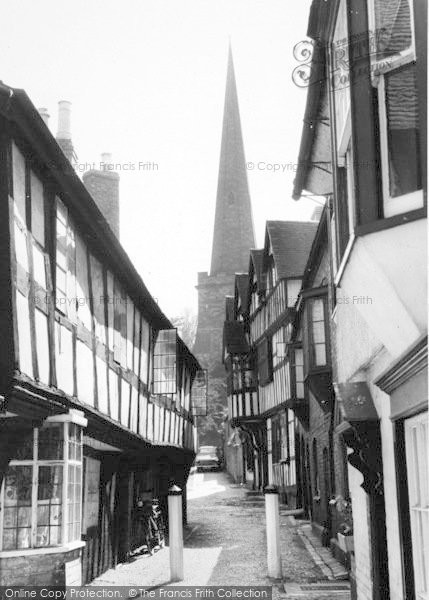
{"left": 223, "top": 321, "right": 249, "bottom": 355}
{"left": 266, "top": 221, "right": 318, "bottom": 279}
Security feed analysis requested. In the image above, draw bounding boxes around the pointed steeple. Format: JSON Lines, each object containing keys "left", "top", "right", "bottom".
{"left": 210, "top": 46, "right": 256, "bottom": 276}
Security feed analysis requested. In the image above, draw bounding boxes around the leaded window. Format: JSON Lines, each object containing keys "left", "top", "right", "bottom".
{"left": 0, "top": 420, "right": 83, "bottom": 551}
{"left": 152, "top": 329, "right": 177, "bottom": 395}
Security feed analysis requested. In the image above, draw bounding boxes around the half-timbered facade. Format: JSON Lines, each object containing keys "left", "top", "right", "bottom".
{"left": 0, "top": 84, "right": 199, "bottom": 586}
{"left": 224, "top": 221, "right": 317, "bottom": 503}
{"left": 293, "top": 1, "right": 427, "bottom": 598}
{"left": 291, "top": 209, "right": 352, "bottom": 572}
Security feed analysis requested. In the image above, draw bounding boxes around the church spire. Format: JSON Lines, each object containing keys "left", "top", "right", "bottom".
{"left": 210, "top": 46, "right": 256, "bottom": 276}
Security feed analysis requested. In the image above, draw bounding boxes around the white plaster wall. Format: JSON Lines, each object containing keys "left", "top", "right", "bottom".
{"left": 349, "top": 463, "right": 373, "bottom": 600}
{"left": 334, "top": 219, "right": 427, "bottom": 600}
{"left": 363, "top": 219, "right": 427, "bottom": 332}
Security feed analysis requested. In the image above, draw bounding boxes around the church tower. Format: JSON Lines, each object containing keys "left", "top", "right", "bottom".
{"left": 194, "top": 46, "right": 255, "bottom": 444}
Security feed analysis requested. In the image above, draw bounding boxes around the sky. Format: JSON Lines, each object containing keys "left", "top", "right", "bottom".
{"left": 2, "top": 0, "right": 316, "bottom": 319}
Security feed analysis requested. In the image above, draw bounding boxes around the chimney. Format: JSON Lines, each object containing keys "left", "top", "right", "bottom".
{"left": 56, "top": 100, "right": 76, "bottom": 163}
{"left": 38, "top": 108, "right": 50, "bottom": 127}
{"left": 83, "top": 154, "right": 120, "bottom": 238}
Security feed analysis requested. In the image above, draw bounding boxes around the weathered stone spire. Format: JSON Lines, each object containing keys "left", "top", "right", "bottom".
{"left": 193, "top": 46, "right": 256, "bottom": 445}
{"left": 210, "top": 45, "right": 255, "bottom": 276}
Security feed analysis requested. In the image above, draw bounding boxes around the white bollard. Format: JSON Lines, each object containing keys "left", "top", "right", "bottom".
{"left": 168, "top": 484, "right": 184, "bottom": 582}
{"left": 264, "top": 485, "right": 282, "bottom": 579}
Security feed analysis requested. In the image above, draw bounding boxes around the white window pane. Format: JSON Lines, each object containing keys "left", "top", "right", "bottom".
{"left": 315, "top": 344, "right": 327, "bottom": 366}
{"left": 311, "top": 299, "right": 324, "bottom": 321}
{"left": 313, "top": 321, "right": 326, "bottom": 344}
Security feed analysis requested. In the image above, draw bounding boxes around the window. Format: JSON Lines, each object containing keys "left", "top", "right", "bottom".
{"left": 380, "top": 63, "right": 422, "bottom": 215}
{"left": 232, "top": 358, "right": 241, "bottom": 392}
{"left": 293, "top": 347, "right": 305, "bottom": 398}
{"left": 272, "top": 329, "right": 285, "bottom": 368}
{"left": 370, "top": 0, "right": 423, "bottom": 217}
{"left": 152, "top": 329, "right": 177, "bottom": 395}
{"left": 0, "top": 419, "right": 84, "bottom": 551}
{"left": 257, "top": 337, "right": 273, "bottom": 386}
{"left": 243, "top": 354, "right": 257, "bottom": 390}
{"left": 307, "top": 297, "right": 327, "bottom": 367}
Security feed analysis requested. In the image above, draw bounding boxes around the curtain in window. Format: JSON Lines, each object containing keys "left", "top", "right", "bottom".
{"left": 386, "top": 64, "right": 421, "bottom": 197}
{"left": 375, "top": 0, "right": 412, "bottom": 58}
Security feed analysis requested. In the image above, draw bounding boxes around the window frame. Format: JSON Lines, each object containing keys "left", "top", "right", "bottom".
{"left": 0, "top": 415, "right": 85, "bottom": 554}
{"left": 305, "top": 294, "right": 329, "bottom": 371}
{"left": 377, "top": 68, "right": 423, "bottom": 217}
{"left": 152, "top": 328, "right": 178, "bottom": 396}
{"left": 368, "top": 0, "right": 423, "bottom": 217}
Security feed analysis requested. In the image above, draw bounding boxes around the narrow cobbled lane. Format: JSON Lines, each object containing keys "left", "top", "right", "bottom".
{"left": 89, "top": 472, "right": 350, "bottom": 599}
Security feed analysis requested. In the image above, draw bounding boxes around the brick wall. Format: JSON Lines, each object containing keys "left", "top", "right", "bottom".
{"left": 0, "top": 548, "right": 81, "bottom": 586}
{"left": 194, "top": 272, "right": 235, "bottom": 444}
{"left": 83, "top": 170, "right": 120, "bottom": 238}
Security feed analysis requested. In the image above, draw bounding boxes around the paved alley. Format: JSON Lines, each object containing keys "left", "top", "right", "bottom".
{"left": 89, "top": 472, "right": 351, "bottom": 599}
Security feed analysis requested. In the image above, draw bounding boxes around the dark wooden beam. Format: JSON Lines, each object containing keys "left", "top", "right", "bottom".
{"left": 0, "top": 127, "right": 16, "bottom": 392}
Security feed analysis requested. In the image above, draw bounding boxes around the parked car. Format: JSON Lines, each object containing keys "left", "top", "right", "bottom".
{"left": 195, "top": 446, "right": 222, "bottom": 472}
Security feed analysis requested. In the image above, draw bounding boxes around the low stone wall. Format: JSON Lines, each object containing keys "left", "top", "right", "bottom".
{"left": 0, "top": 547, "right": 81, "bottom": 587}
